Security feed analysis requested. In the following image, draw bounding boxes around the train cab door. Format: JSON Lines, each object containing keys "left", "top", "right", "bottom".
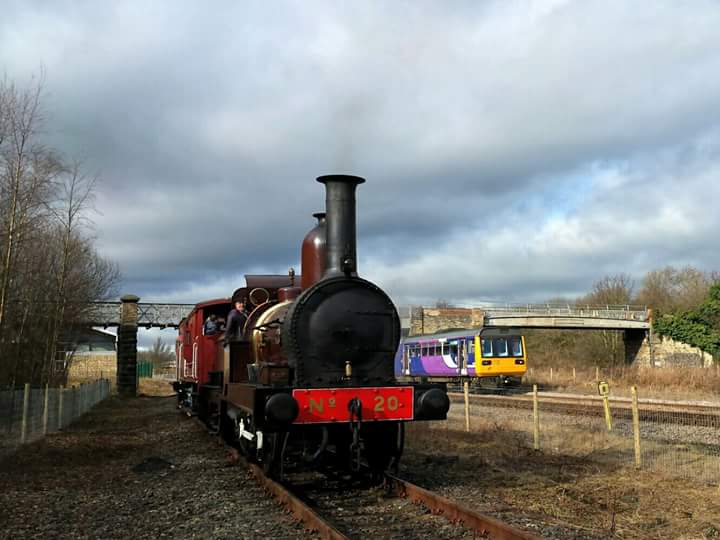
{"left": 458, "top": 340, "right": 467, "bottom": 376}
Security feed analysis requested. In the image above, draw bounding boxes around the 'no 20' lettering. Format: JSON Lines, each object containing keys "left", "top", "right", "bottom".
{"left": 374, "top": 395, "right": 399, "bottom": 412}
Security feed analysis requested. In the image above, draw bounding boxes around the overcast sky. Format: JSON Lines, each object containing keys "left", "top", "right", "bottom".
{"left": 2, "top": 1, "right": 719, "bottom": 342}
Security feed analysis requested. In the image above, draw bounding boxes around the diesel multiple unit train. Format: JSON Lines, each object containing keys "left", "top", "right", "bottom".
{"left": 395, "top": 328, "right": 528, "bottom": 386}
{"left": 174, "top": 175, "right": 450, "bottom": 477}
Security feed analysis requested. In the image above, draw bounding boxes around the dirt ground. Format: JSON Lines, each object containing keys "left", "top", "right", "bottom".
{"left": 0, "top": 394, "right": 310, "bottom": 539}
{"left": 402, "top": 419, "right": 720, "bottom": 540}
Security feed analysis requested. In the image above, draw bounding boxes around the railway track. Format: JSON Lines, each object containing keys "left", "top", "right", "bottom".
{"left": 226, "top": 446, "right": 540, "bottom": 539}
{"left": 449, "top": 392, "right": 720, "bottom": 427}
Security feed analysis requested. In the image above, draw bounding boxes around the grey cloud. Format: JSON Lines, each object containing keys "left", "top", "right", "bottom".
{"left": 1, "top": 0, "right": 719, "bottom": 308}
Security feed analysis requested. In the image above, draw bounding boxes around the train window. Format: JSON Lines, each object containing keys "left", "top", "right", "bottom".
{"left": 494, "top": 338, "right": 509, "bottom": 357}
{"left": 421, "top": 344, "right": 428, "bottom": 356}
{"left": 481, "top": 339, "right": 492, "bottom": 357}
{"left": 440, "top": 342, "right": 446, "bottom": 355}
{"left": 448, "top": 341, "right": 458, "bottom": 357}
{"left": 510, "top": 337, "right": 523, "bottom": 356}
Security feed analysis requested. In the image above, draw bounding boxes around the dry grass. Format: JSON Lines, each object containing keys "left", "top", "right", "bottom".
{"left": 138, "top": 377, "right": 175, "bottom": 397}
{"left": 526, "top": 365, "right": 720, "bottom": 401}
{"left": 404, "top": 419, "right": 720, "bottom": 539}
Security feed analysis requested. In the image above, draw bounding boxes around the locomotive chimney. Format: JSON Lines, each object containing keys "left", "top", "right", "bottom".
{"left": 316, "top": 174, "right": 365, "bottom": 278}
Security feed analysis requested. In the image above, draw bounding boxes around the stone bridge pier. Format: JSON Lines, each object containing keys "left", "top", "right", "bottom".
{"left": 117, "top": 294, "right": 140, "bottom": 397}
{"left": 624, "top": 329, "right": 649, "bottom": 365}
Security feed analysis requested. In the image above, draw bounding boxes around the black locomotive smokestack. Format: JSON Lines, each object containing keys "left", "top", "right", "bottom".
{"left": 317, "top": 174, "right": 365, "bottom": 278}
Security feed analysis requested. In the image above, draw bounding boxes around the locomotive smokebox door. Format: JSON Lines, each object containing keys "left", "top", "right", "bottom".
{"left": 282, "top": 276, "right": 400, "bottom": 387}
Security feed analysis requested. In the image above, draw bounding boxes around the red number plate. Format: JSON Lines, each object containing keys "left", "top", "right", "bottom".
{"left": 292, "top": 387, "right": 414, "bottom": 424}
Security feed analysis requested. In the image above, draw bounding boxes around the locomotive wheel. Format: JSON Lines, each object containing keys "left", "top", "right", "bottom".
{"left": 261, "top": 432, "right": 284, "bottom": 477}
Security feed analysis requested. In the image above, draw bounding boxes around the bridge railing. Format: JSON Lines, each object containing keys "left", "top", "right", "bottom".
{"left": 481, "top": 303, "right": 650, "bottom": 321}
{"left": 84, "top": 302, "right": 196, "bottom": 328}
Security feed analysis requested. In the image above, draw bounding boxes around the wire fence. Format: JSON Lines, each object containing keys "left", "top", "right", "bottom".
{"left": 0, "top": 378, "right": 111, "bottom": 458}
{"left": 435, "top": 388, "right": 720, "bottom": 485}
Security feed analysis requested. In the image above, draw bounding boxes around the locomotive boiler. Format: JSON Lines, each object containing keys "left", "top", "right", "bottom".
{"left": 175, "top": 175, "right": 449, "bottom": 477}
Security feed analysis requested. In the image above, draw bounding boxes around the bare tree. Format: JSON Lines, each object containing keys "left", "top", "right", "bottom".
{"left": 43, "top": 161, "right": 98, "bottom": 380}
{"left": 576, "top": 275, "right": 635, "bottom": 365}
{"left": 636, "top": 266, "right": 716, "bottom": 314}
{"left": 0, "top": 74, "right": 120, "bottom": 386}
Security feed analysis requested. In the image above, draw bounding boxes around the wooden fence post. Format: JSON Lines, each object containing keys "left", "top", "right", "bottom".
{"left": 20, "top": 383, "right": 31, "bottom": 443}
{"left": 463, "top": 380, "right": 470, "bottom": 432}
{"left": 632, "top": 386, "right": 642, "bottom": 468}
{"left": 58, "top": 386, "right": 64, "bottom": 430}
{"left": 42, "top": 384, "right": 50, "bottom": 435}
{"left": 533, "top": 384, "right": 540, "bottom": 451}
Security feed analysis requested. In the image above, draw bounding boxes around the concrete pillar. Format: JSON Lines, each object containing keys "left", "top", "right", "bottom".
{"left": 117, "top": 294, "right": 140, "bottom": 397}
{"left": 624, "top": 328, "right": 648, "bottom": 365}
{"left": 409, "top": 306, "right": 424, "bottom": 336}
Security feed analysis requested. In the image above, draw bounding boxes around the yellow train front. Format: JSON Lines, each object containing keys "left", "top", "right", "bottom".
{"left": 395, "top": 328, "right": 528, "bottom": 387}
{"left": 212, "top": 175, "right": 449, "bottom": 479}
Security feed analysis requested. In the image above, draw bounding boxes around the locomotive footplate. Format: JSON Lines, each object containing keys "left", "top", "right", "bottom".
{"left": 224, "top": 382, "right": 449, "bottom": 430}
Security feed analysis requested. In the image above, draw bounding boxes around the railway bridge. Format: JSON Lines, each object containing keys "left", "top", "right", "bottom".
{"left": 401, "top": 304, "right": 655, "bottom": 366}
{"left": 83, "top": 295, "right": 195, "bottom": 397}
{"left": 87, "top": 299, "right": 669, "bottom": 397}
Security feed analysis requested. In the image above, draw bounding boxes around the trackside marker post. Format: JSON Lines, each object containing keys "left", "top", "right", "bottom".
{"left": 598, "top": 381, "right": 612, "bottom": 431}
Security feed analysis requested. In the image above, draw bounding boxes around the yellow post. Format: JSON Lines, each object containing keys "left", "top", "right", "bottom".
{"left": 533, "top": 384, "right": 540, "bottom": 450}
{"left": 598, "top": 381, "right": 612, "bottom": 431}
{"left": 463, "top": 380, "right": 470, "bottom": 432}
{"left": 572, "top": 367, "right": 576, "bottom": 384}
{"left": 549, "top": 367, "right": 553, "bottom": 382}
{"left": 632, "top": 386, "right": 641, "bottom": 468}
{"left": 595, "top": 366, "right": 600, "bottom": 381}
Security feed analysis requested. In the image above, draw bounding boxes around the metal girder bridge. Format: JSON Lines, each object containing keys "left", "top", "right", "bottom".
{"left": 85, "top": 302, "right": 195, "bottom": 328}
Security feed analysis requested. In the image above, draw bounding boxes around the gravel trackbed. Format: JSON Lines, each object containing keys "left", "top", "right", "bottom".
{"left": 0, "top": 395, "right": 310, "bottom": 539}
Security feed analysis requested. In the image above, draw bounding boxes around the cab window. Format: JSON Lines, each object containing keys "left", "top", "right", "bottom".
{"left": 494, "top": 338, "right": 509, "bottom": 357}
{"left": 481, "top": 339, "right": 492, "bottom": 357}
{"left": 510, "top": 337, "right": 523, "bottom": 357}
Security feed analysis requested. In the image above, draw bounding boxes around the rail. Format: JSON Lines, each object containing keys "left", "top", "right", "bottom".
{"left": 226, "top": 441, "right": 539, "bottom": 539}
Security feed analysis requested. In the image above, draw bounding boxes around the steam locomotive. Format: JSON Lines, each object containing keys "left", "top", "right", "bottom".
{"left": 174, "top": 175, "right": 449, "bottom": 477}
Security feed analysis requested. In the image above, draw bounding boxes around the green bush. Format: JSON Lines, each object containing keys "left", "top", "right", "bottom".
{"left": 653, "top": 283, "right": 720, "bottom": 360}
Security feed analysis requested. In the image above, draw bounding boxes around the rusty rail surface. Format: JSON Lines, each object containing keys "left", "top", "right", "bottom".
{"left": 216, "top": 420, "right": 539, "bottom": 539}
{"left": 384, "top": 472, "right": 541, "bottom": 540}
{"left": 223, "top": 446, "right": 346, "bottom": 539}
{"left": 247, "top": 461, "right": 349, "bottom": 540}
